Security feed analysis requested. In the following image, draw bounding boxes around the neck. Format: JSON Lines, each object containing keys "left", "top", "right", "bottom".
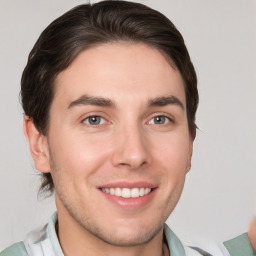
{"left": 56, "top": 200, "right": 166, "bottom": 256}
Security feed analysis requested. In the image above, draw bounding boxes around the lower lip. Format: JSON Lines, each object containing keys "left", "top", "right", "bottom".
{"left": 100, "top": 189, "right": 157, "bottom": 210}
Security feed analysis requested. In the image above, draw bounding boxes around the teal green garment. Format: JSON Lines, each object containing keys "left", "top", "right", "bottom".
{"left": 48, "top": 212, "right": 64, "bottom": 256}
{"left": 0, "top": 242, "right": 28, "bottom": 256}
{"left": 0, "top": 224, "right": 186, "bottom": 256}
{"left": 224, "top": 233, "right": 256, "bottom": 256}
{"left": 164, "top": 224, "right": 186, "bottom": 256}
{"left": 1, "top": 232, "right": 255, "bottom": 256}
{"left": 0, "top": 211, "right": 255, "bottom": 256}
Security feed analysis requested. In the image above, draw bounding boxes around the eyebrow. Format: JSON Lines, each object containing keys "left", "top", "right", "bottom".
{"left": 148, "top": 96, "right": 184, "bottom": 110}
{"left": 68, "top": 95, "right": 115, "bottom": 109}
{"left": 68, "top": 94, "right": 184, "bottom": 110}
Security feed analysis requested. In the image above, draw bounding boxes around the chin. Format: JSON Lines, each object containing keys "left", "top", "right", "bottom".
{"left": 87, "top": 222, "right": 164, "bottom": 247}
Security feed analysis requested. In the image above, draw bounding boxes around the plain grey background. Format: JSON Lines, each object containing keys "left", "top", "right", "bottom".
{"left": 0, "top": 0, "right": 255, "bottom": 251}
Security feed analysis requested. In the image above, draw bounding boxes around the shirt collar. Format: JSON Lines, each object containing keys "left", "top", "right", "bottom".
{"left": 164, "top": 224, "right": 186, "bottom": 256}
{"left": 47, "top": 212, "right": 64, "bottom": 256}
{"left": 48, "top": 212, "right": 186, "bottom": 256}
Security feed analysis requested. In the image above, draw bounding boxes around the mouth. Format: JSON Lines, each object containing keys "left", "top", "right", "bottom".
{"left": 98, "top": 182, "right": 157, "bottom": 210}
{"left": 101, "top": 187, "right": 152, "bottom": 198}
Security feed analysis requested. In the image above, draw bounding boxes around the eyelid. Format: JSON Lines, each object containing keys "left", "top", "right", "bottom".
{"left": 80, "top": 112, "right": 111, "bottom": 126}
{"left": 146, "top": 112, "right": 174, "bottom": 125}
{"left": 148, "top": 116, "right": 171, "bottom": 125}
{"left": 83, "top": 116, "right": 106, "bottom": 125}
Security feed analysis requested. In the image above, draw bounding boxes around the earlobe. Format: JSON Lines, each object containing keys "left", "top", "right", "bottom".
{"left": 23, "top": 116, "right": 51, "bottom": 173}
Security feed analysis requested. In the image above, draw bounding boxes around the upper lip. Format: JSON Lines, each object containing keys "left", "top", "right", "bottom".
{"left": 98, "top": 181, "right": 157, "bottom": 189}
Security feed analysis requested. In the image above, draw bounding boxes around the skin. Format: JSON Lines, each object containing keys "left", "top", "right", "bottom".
{"left": 24, "top": 43, "right": 193, "bottom": 256}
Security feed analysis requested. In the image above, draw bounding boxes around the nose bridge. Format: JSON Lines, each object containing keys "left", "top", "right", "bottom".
{"left": 111, "top": 121, "right": 150, "bottom": 169}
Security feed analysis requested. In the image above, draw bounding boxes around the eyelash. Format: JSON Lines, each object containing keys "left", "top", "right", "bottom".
{"left": 82, "top": 114, "right": 173, "bottom": 127}
{"left": 148, "top": 115, "right": 173, "bottom": 125}
{"left": 82, "top": 115, "right": 107, "bottom": 126}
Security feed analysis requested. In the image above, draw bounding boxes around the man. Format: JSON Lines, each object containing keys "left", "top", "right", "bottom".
{"left": 1, "top": 1, "right": 255, "bottom": 255}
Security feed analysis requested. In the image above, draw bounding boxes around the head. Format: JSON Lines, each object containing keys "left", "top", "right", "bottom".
{"left": 22, "top": 0, "right": 198, "bottom": 248}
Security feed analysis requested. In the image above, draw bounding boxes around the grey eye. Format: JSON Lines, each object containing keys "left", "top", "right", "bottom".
{"left": 149, "top": 116, "right": 170, "bottom": 125}
{"left": 84, "top": 116, "right": 105, "bottom": 125}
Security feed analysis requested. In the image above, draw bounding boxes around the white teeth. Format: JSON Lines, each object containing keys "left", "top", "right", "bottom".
{"left": 139, "top": 188, "right": 145, "bottom": 196}
{"left": 122, "top": 188, "right": 131, "bottom": 198}
{"left": 101, "top": 187, "right": 152, "bottom": 198}
{"left": 131, "top": 188, "right": 139, "bottom": 198}
{"left": 115, "top": 187, "right": 122, "bottom": 196}
{"left": 110, "top": 188, "right": 115, "bottom": 195}
{"left": 145, "top": 188, "right": 151, "bottom": 194}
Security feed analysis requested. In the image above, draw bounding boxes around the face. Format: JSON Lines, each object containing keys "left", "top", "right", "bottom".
{"left": 29, "top": 43, "right": 193, "bottom": 246}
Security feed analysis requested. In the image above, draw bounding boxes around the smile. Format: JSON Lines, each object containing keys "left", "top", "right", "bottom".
{"left": 101, "top": 187, "right": 152, "bottom": 198}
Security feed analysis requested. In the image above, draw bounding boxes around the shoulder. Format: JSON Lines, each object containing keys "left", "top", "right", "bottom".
{"left": 224, "top": 233, "right": 255, "bottom": 256}
{"left": 0, "top": 242, "right": 28, "bottom": 256}
{"left": 183, "top": 232, "right": 254, "bottom": 256}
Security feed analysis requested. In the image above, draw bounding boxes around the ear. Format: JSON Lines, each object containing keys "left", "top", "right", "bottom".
{"left": 23, "top": 116, "right": 51, "bottom": 173}
{"left": 185, "top": 138, "right": 194, "bottom": 174}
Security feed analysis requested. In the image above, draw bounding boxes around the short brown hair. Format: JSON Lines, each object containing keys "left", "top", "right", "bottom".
{"left": 21, "top": 1, "right": 198, "bottom": 196}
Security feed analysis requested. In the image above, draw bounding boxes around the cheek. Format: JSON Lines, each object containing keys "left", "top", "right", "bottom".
{"left": 152, "top": 133, "right": 191, "bottom": 177}
{"left": 154, "top": 135, "right": 190, "bottom": 168}
{"left": 49, "top": 132, "right": 112, "bottom": 178}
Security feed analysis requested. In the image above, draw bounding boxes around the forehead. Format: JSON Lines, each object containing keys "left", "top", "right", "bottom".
{"left": 54, "top": 42, "right": 186, "bottom": 107}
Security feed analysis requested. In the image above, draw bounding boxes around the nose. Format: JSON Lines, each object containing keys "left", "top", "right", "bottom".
{"left": 111, "top": 125, "right": 151, "bottom": 170}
